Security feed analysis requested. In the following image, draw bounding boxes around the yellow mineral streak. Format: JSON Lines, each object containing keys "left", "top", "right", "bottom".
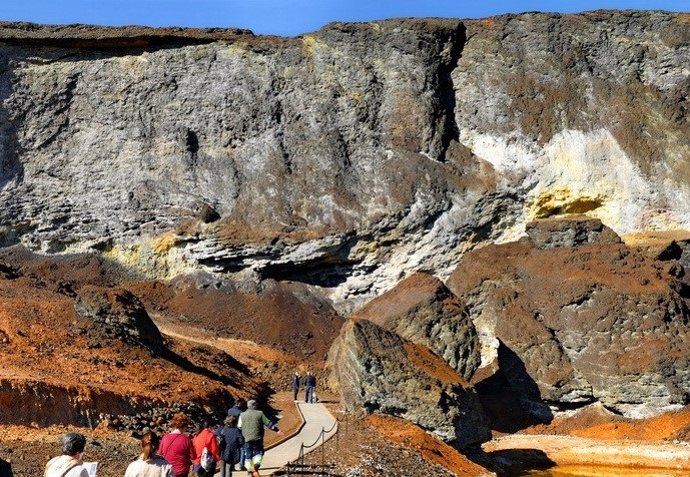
{"left": 302, "top": 35, "right": 319, "bottom": 58}
{"left": 103, "top": 235, "right": 195, "bottom": 279}
{"left": 152, "top": 233, "right": 178, "bottom": 254}
{"left": 529, "top": 187, "right": 603, "bottom": 219}
{"left": 103, "top": 243, "right": 142, "bottom": 269}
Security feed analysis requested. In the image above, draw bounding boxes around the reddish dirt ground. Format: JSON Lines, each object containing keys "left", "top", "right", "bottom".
{"left": 128, "top": 277, "right": 345, "bottom": 362}
{"left": 3, "top": 245, "right": 690, "bottom": 476}
{"left": 0, "top": 275, "right": 259, "bottom": 419}
{"left": 366, "top": 414, "right": 491, "bottom": 476}
{"left": 0, "top": 393, "right": 301, "bottom": 477}
{"left": 299, "top": 403, "right": 467, "bottom": 477}
{"left": 523, "top": 404, "right": 690, "bottom": 442}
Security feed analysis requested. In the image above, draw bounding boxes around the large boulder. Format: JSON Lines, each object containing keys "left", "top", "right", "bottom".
{"left": 328, "top": 318, "right": 489, "bottom": 447}
{"left": 525, "top": 215, "right": 621, "bottom": 249}
{"left": 352, "top": 272, "right": 480, "bottom": 380}
{"left": 75, "top": 286, "right": 164, "bottom": 349}
{"left": 448, "top": 218, "right": 690, "bottom": 418}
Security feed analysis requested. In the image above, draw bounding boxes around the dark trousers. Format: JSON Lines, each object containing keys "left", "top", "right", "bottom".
{"left": 219, "top": 460, "right": 233, "bottom": 477}
{"left": 293, "top": 386, "right": 299, "bottom": 400}
{"left": 244, "top": 440, "right": 265, "bottom": 470}
{"left": 305, "top": 385, "right": 315, "bottom": 403}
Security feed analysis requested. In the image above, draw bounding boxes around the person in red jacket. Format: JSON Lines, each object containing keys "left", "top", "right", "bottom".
{"left": 192, "top": 421, "right": 221, "bottom": 477}
{"left": 159, "top": 413, "right": 196, "bottom": 477}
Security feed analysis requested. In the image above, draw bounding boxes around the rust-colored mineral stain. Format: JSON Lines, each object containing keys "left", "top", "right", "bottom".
{"left": 403, "top": 342, "right": 465, "bottom": 386}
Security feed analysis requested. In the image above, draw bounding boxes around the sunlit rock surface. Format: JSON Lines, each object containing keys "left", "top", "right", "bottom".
{"left": 328, "top": 318, "right": 490, "bottom": 447}
{"left": 0, "top": 12, "right": 687, "bottom": 311}
{"left": 448, "top": 217, "right": 690, "bottom": 418}
{"left": 352, "top": 272, "right": 480, "bottom": 380}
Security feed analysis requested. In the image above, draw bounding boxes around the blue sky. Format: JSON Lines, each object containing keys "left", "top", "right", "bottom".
{"left": 1, "top": 1, "right": 687, "bottom": 36}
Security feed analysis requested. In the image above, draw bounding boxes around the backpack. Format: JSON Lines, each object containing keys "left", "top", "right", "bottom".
{"left": 200, "top": 446, "right": 214, "bottom": 471}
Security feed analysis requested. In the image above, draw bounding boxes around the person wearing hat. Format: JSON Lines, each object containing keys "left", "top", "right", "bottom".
{"left": 44, "top": 432, "right": 91, "bottom": 477}
{"left": 238, "top": 400, "right": 281, "bottom": 477}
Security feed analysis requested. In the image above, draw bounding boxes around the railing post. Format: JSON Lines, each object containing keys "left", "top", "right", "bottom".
{"left": 321, "top": 427, "right": 325, "bottom": 476}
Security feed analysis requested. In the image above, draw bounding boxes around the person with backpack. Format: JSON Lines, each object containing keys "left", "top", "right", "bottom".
{"left": 159, "top": 413, "right": 196, "bottom": 477}
{"left": 217, "top": 415, "right": 244, "bottom": 477}
{"left": 124, "top": 431, "right": 173, "bottom": 477}
{"left": 44, "top": 432, "right": 91, "bottom": 477}
{"left": 191, "top": 422, "right": 221, "bottom": 477}
{"left": 239, "top": 400, "right": 281, "bottom": 477}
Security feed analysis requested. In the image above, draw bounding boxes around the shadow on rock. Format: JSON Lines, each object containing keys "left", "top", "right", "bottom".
{"left": 473, "top": 343, "right": 554, "bottom": 433}
{"left": 464, "top": 445, "right": 555, "bottom": 476}
{"left": 158, "top": 346, "right": 245, "bottom": 388}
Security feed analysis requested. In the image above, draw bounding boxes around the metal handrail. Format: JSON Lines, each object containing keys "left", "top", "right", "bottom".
{"left": 284, "top": 417, "right": 340, "bottom": 476}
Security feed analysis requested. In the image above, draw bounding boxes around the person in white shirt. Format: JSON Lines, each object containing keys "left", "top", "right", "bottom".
{"left": 44, "top": 433, "right": 91, "bottom": 477}
{"left": 124, "top": 432, "right": 173, "bottom": 477}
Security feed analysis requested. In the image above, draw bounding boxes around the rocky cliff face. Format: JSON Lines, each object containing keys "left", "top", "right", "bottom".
{"left": 0, "top": 12, "right": 687, "bottom": 310}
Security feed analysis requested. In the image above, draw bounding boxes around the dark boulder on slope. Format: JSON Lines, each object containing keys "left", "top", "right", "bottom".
{"left": 329, "top": 319, "right": 489, "bottom": 447}
{"left": 352, "top": 272, "right": 480, "bottom": 380}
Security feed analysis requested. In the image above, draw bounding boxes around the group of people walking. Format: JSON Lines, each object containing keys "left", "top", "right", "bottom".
{"left": 291, "top": 371, "right": 317, "bottom": 403}
{"left": 44, "top": 398, "right": 280, "bottom": 477}
{"left": 42, "top": 370, "right": 322, "bottom": 477}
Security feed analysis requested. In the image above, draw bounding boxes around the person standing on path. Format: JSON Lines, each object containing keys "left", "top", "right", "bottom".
{"left": 227, "top": 398, "right": 247, "bottom": 470}
{"left": 228, "top": 398, "right": 246, "bottom": 419}
{"left": 217, "top": 415, "right": 244, "bottom": 477}
{"left": 191, "top": 422, "right": 221, "bottom": 477}
{"left": 304, "top": 371, "right": 317, "bottom": 403}
{"left": 239, "top": 399, "right": 281, "bottom": 477}
{"left": 44, "top": 433, "right": 90, "bottom": 477}
{"left": 159, "top": 413, "right": 196, "bottom": 477}
{"left": 124, "top": 431, "right": 173, "bottom": 477}
{"left": 291, "top": 372, "right": 301, "bottom": 401}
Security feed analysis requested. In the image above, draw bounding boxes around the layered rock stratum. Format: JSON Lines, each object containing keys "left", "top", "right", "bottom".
{"left": 0, "top": 10, "right": 688, "bottom": 476}
{"left": 0, "top": 11, "right": 687, "bottom": 312}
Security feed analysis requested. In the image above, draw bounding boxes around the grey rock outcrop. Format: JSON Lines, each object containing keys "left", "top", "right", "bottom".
{"left": 525, "top": 216, "right": 621, "bottom": 249}
{"left": 352, "top": 272, "right": 480, "bottom": 380}
{"left": 328, "top": 318, "right": 489, "bottom": 446}
{"left": 448, "top": 218, "right": 690, "bottom": 418}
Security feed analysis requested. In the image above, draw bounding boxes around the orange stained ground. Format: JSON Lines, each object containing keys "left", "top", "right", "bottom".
{"left": 367, "top": 414, "right": 490, "bottom": 476}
